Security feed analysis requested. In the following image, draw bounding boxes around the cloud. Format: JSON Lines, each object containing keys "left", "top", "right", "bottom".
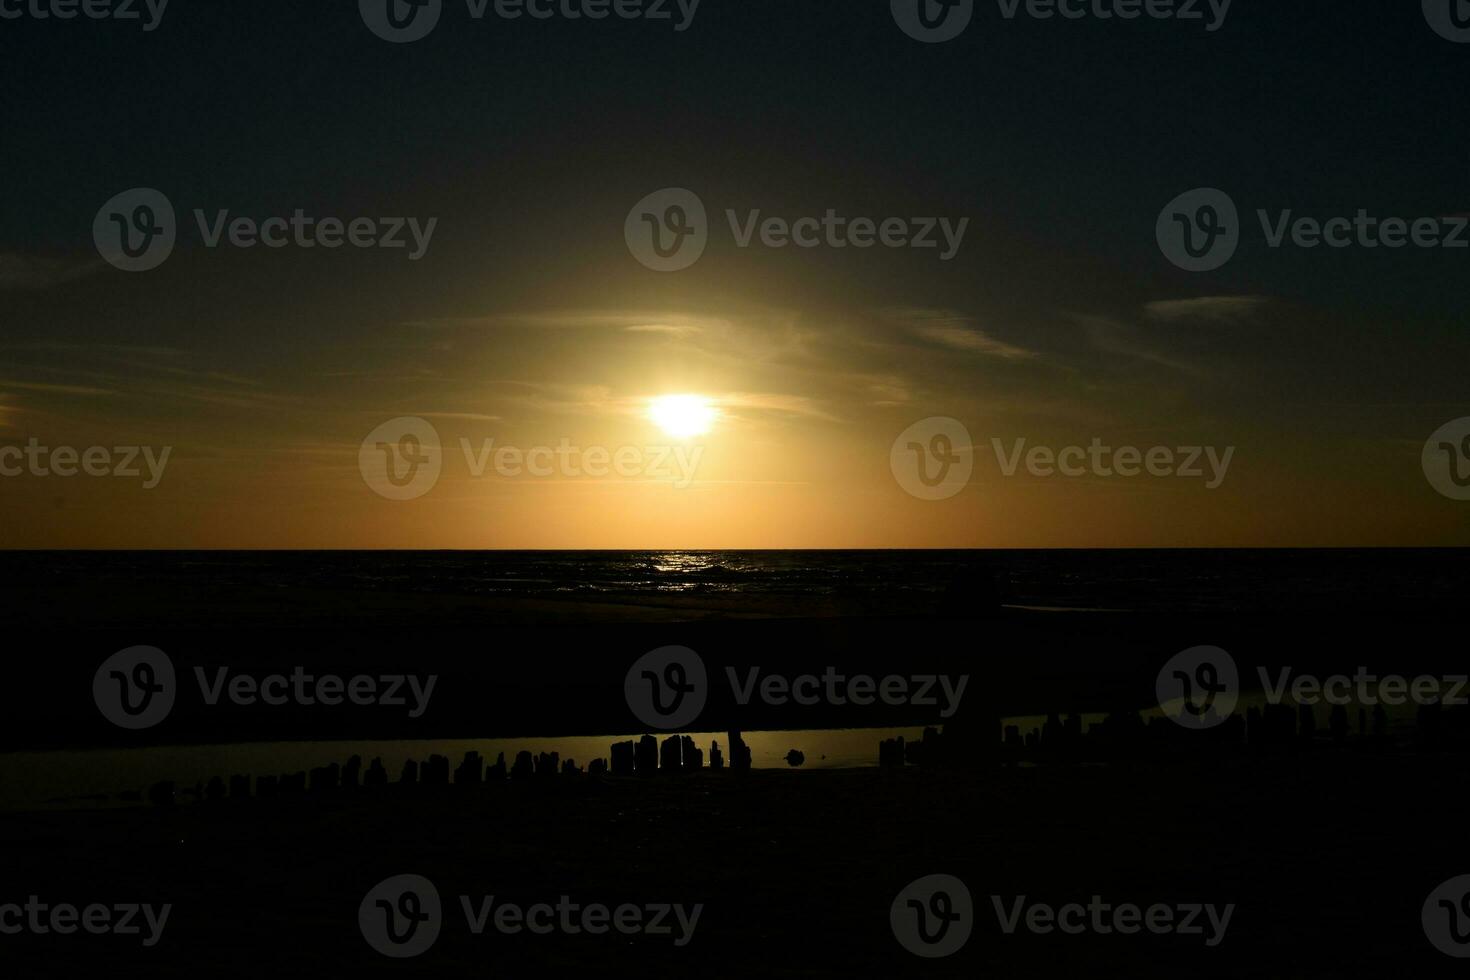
{"left": 416, "top": 412, "right": 503, "bottom": 422}
{"left": 413, "top": 311, "right": 731, "bottom": 335}
{"left": 0, "top": 379, "right": 115, "bottom": 396}
{"left": 851, "top": 373, "right": 912, "bottom": 408}
{"left": 1143, "top": 296, "right": 1271, "bottom": 322}
{"left": 0, "top": 253, "right": 103, "bottom": 291}
{"left": 884, "top": 308, "right": 1037, "bottom": 360}
{"left": 1070, "top": 313, "right": 1197, "bottom": 374}
{"left": 718, "top": 392, "right": 843, "bottom": 423}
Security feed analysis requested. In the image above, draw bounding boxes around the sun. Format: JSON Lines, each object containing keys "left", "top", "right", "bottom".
{"left": 649, "top": 394, "right": 717, "bottom": 439}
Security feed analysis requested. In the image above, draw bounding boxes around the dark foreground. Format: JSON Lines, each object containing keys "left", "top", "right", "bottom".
{"left": 1, "top": 756, "right": 1464, "bottom": 978}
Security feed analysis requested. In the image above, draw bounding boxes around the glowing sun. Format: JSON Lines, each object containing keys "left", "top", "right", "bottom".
{"left": 649, "top": 394, "right": 717, "bottom": 439}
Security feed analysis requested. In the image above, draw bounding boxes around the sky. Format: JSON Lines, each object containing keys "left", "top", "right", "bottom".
{"left": 1, "top": 1, "right": 1467, "bottom": 548}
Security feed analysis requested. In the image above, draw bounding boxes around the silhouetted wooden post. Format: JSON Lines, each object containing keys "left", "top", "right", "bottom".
{"left": 636, "top": 735, "right": 658, "bottom": 775}
{"left": 728, "top": 730, "right": 751, "bottom": 771}
{"left": 660, "top": 735, "right": 682, "bottom": 773}
{"left": 611, "top": 740, "right": 635, "bottom": 775}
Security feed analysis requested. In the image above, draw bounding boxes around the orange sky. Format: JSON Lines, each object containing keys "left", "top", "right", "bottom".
{"left": 3, "top": 303, "right": 1466, "bottom": 548}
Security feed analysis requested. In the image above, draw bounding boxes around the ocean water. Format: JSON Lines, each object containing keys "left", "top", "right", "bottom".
{"left": 5, "top": 547, "right": 1465, "bottom": 613}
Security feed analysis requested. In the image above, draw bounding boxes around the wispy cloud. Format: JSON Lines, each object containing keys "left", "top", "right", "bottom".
{"left": 416, "top": 411, "right": 503, "bottom": 422}
{"left": 414, "top": 311, "right": 732, "bottom": 335}
{"left": 1143, "top": 296, "right": 1271, "bottom": 322}
{"left": 0, "top": 379, "right": 115, "bottom": 396}
{"left": 718, "top": 392, "right": 843, "bottom": 423}
{"left": 884, "top": 308, "right": 1038, "bottom": 360}
{"left": 0, "top": 253, "right": 104, "bottom": 291}
{"left": 1070, "top": 313, "right": 1197, "bottom": 374}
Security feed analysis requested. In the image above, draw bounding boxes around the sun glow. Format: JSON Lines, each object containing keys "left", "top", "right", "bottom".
{"left": 649, "top": 394, "right": 717, "bottom": 439}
